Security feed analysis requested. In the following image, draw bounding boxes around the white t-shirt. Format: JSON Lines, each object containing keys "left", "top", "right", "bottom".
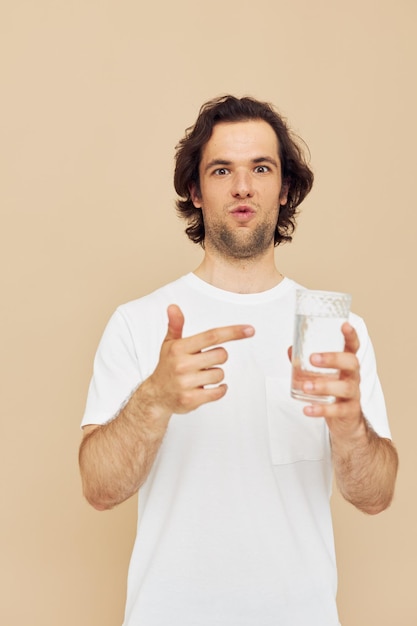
{"left": 82, "top": 274, "right": 391, "bottom": 626}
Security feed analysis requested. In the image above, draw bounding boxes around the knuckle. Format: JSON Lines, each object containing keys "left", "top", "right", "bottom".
{"left": 169, "top": 341, "right": 184, "bottom": 359}
{"left": 205, "top": 329, "right": 220, "bottom": 346}
{"left": 213, "top": 367, "right": 225, "bottom": 383}
{"left": 354, "top": 358, "right": 361, "bottom": 376}
{"left": 345, "top": 379, "right": 357, "bottom": 398}
{"left": 346, "top": 353, "right": 359, "bottom": 373}
{"left": 350, "top": 353, "right": 359, "bottom": 368}
{"left": 173, "top": 361, "right": 188, "bottom": 376}
{"left": 177, "top": 390, "right": 194, "bottom": 412}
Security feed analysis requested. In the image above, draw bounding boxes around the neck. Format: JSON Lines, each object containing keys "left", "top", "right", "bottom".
{"left": 193, "top": 248, "right": 284, "bottom": 294}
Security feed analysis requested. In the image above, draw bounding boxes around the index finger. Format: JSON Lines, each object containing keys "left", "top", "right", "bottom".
{"left": 183, "top": 324, "right": 255, "bottom": 354}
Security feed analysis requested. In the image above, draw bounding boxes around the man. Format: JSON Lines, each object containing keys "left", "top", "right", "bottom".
{"left": 79, "top": 95, "right": 398, "bottom": 626}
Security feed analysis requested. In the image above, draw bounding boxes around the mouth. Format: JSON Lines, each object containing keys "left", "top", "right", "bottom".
{"left": 230, "top": 205, "right": 255, "bottom": 221}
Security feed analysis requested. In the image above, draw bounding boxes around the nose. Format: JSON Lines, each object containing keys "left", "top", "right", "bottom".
{"left": 231, "top": 169, "right": 254, "bottom": 198}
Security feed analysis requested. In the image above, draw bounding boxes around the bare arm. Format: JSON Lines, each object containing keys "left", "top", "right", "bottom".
{"left": 79, "top": 378, "right": 172, "bottom": 511}
{"left": 297, "top": 323, "right": 398, "bottom": 514}
{"left": 330, "top": 414, "right": 398, "bottom": 514}
{"left": 79, "top": 304, "right": 255, "bottom": 510}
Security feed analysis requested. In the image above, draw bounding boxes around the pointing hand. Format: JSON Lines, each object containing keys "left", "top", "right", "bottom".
{"left": 147, "top": 304, "right": 255, "bottom": 415}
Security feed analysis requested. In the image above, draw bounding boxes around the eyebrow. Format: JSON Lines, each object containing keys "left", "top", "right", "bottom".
{"left": 204, "top": 159, "right": 232, "bottom": 173}
{"left": 204, "top": 156, "right": 279, "bottom": 173}
{"left": 252, "top": 156, "right": 279, "bottom": 167}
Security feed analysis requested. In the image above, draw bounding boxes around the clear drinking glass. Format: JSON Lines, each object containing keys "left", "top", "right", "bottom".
{"left": 290, "top": 289, "right": 352, "bottom": 403}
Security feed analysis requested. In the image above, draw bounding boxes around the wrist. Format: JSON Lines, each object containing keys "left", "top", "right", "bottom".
{"left": 329, "top": 410, "right": 369, "bottom": 453}
{"left": 133, "top": 376, "right": 173, "bottom": 425}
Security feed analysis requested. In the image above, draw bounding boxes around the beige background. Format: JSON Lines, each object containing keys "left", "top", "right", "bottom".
{"left": 1, "top": 1, "right": 416, "bottom": 624}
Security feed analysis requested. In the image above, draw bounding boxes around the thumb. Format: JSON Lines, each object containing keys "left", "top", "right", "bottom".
{"left": 165, "top": 304, "right": 185, "bottom": 341}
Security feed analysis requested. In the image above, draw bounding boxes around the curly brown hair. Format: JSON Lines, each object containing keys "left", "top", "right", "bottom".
{"left": 174, "top": 95, "right": 314, "bottom": 247}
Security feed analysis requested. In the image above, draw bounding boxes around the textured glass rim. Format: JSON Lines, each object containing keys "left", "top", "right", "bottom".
{"left": 295, "top": 288, "right": 352, "bottom": 317}
{"left": 295, "top": 288, "right": 351, "bottom": 301}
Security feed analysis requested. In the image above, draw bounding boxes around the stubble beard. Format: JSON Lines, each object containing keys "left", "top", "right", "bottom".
{"left": 205, "top": 218, "right": 278, "bottom": 261}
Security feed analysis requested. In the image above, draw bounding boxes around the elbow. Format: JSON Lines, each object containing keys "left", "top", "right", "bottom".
{"left": 364, "top": 450, "right": 399, "bottom": 515}
{"left": 79, "top": 465, "right": 132, "bottom": 510}
{"left": 359, "top": 502, "right": 390, "bottom": 516}
{"left": 91, "top": 502, "right": 113, "bottom": 512}
{"left": 79, "top": 438, "right": 116, "bottom": 511}
{"left": 82, "top": 480, "right": 116, "bottom": 511}
{"left": 82, "top": 486, "right": 116, "bottom": 511}
{"left": 354, "top": 491, "right": 396, "bottom": 516}
{"left": 79, "top": 470, "right": 117, "bottom": 511}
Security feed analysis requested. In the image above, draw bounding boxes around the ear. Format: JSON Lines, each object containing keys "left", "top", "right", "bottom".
{"left": 279, "top": 181, "right": 289, "bottom": 206}
{"left": 189, "top": 183, "right": 202, "bottom": 209}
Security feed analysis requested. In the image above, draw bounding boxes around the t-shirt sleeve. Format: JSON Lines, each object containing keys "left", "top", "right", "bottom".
{"left": 353, "top": 314, "right": 392, "bottom": 439}
{"left": 81, "top": 308, "right": 142, "bottom": 427}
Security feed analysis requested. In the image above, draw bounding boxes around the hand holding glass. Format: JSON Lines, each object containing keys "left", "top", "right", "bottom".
{"left": 291, "top": 289, "right": 352, "bottom": 403}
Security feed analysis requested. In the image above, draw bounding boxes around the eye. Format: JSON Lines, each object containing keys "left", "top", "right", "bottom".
{"left": 213, "top": 167, "right": 229, "bottom": 176}
{"left": 254, "top": 165, "right": 270, "bottom": 173}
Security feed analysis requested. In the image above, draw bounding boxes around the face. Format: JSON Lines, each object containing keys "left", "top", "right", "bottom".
{"left": 191, "top": 120, "right": 288, "bottom": 260}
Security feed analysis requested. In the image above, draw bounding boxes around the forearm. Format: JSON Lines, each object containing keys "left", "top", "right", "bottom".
{"left": 331, "top": 416, "right": 398, "bottom": 515}
{"left": 79, "top": 378, "right": 171, "bottom": 510}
